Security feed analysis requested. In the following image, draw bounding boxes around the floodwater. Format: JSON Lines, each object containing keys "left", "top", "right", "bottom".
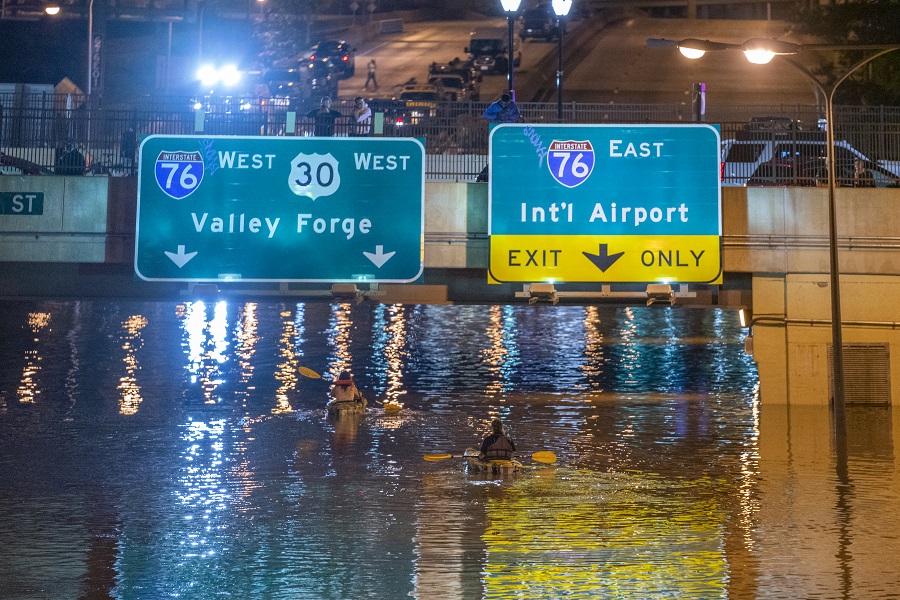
{"left": 0, "top": 300, "right": 898, "bottom": 599}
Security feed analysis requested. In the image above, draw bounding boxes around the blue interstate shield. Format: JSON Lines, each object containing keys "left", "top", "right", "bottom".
{"left": 154, "top": 151, "right": 204, "bottom": 199}
{"left": 547, "top": 140, "right": 595, "bottom": 188}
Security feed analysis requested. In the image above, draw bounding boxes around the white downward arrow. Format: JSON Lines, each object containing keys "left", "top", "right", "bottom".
{"left": 363, "top": 245, "right": 395, "bottom": 268}
{"left": 164, "top": 245, "right": 198, "bottom": 268}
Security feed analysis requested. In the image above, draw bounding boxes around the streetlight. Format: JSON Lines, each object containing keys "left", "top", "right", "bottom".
{"left": 648, "top": 36, "right": 899, "bottom": 434}
{"left": 551, "top": 0, "right": 572, "bottom": 121}
{"left": 499, "top": 0, "right": 521, "bottom": 100}
{"left": 86, "top": 0, "right": 95, "bottom": 96}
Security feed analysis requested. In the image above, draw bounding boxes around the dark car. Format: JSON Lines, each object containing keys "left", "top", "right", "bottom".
{"left": 747, "top": 156, "right": 900, "bottom": 188}
{"left": 520, "top": 4, "right": 558, "bottom": 41}
{"left": 301, "top": 57, "right": 339, "bottom": 100}
{"left": 309, "top": 40, "right": 357, "bottom": 79}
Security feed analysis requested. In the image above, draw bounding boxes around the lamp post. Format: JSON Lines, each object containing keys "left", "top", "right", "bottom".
{"left": 86, "top": 0, "right": 95, "bottom": 96}
{"left": 551, "top": 0, "right": 572, "bottom": 121}
{"left": 648, "top": 36, "right": 899, "bottom": 440}
{"left": 499, "top": 0, "right": 521, "bottom": 100}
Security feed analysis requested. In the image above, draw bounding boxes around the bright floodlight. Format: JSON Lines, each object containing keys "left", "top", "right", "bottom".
{"left": 500, "top": 0, "right": 522, "bottom": 12}
{"left": 220, "top": 65, "right": 241, "bottom": 86}
{"left": 44, "top": 5, "right": 60, "bottom": 14}
{"left": 552, "top": 0, "right": 572, "bottom": 17}
{"left": 744, "top": 49, "right": 776, "bottom": 64}
{"left": 197, "top": 65, "right": 219, "bottom": 86}
{"left": 679, "top": 47, "right": 706, "bottom": 59}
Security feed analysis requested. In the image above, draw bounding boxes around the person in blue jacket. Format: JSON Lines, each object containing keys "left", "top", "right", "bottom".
{"left": 482, "top": 92, "right": 520, "bottom": 123}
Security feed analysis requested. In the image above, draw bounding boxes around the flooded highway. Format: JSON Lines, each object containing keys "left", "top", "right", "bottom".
{"left": 1, "top": 299, "right": 898, "bottom": 599}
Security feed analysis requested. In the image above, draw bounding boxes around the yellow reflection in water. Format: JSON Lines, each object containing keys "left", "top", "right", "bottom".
{"left": 118, "top": 314, "right": 148, "bottom": 415}
{"left": 17, "top": 312, "right": 51, "bottom": 403}
{"left": 581, "top": 306, "right": 605, "bottom": 393}
{"left": 273, "top": 308, "right": 300, "bottom": 414}
{"left": 484, "top": 305, "right": 510, "bottom": 397}
{"left": 234, "top": 303, "right": 259, "bottom": 409}
{"left": 369, "top": 304, "right": 410, "bottom": 403}
{"left": 382, "top": 304, "right": 408, "bottom": 402}
{"left": 327, "top": 302, "right": 354, "bottom": 381}
{"left": 482, "top": 470, "right": 727, "bottom": 598}
{"left": 181, "top": 301, "right": 230, "bottom": 404}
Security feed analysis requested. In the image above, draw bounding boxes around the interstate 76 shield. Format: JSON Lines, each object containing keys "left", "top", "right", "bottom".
{"left": 488, "top": 124, "right": 722, "bottom": 284}
{"left": 136, "top": 135, "right": 425, "bottom": 283}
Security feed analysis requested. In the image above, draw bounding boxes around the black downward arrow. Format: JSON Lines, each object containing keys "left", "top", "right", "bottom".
{"left": 583, "top": 244, "right": 624, "bottom": 272}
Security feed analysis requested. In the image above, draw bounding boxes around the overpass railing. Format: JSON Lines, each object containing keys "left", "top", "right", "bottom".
{"left": 1, "top": 93, "right": 899, "bottom": 185}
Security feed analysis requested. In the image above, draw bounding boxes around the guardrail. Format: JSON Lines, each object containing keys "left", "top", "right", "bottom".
{"left": 1, "top": 93, "right": 899, "bottom": 185}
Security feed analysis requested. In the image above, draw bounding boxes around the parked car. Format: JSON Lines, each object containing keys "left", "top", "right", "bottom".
{"left": 721, "top": 133, "right": 875, "bottom": 187}
{"left": 394, "top": 84, "right": 440, "bottom": 124}
{"left": 520, "top": 3, "right": 559, "bottom": 41}
{"left": 427, "top": 73, "right": 473, "bottom": 102}
{"left": 747, "top": 156, "right": 900, "bottom": 188}
{"left": 309, "top": 40, "right": 357, "bottom": 79}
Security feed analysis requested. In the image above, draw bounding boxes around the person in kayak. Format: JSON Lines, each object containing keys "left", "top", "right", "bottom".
{"left": 479, "top": 418, "right": 516, "bottom": 461}
{"left": 331, "top": 370, "right": 364, "bottom": 404}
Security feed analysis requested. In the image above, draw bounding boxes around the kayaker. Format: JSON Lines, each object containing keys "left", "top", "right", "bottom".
{"left": 479, "top": 418, "right": 516, "bottom": 461}
{"left": 331, "top": 370, "right": 364, "bottom": 404}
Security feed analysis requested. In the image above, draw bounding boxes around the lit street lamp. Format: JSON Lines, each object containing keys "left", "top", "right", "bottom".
{"left": 499, "top": 0, "right": 522, "bottom": 100}
{"left": 551, "top": 0, "right": 572, "bottom": 120}
{"left": 648, "top": 36, "right": 899, "bottom": 436}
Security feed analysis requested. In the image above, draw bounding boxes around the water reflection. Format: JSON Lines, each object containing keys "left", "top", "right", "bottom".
{"left": 5, "top": 301, "right": 900, "bottom": 598}
{"left": 17, "top": 311, "right": 51, "bottom": 403}
{"left": 181, "top": 301, "right": 230, "bottom": 405}
{"left": 117, "top": 314, "right": 147, "bottom": 415}
{"left": 273, "top": 307, "right": 300, "bottom": 414}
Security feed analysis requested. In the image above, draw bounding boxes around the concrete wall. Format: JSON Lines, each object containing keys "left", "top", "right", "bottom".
{"left": 0, "top": 175, "right": 108, "bottom": 262}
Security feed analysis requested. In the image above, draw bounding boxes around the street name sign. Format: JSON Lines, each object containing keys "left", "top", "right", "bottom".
{"left": 136, "top": 135, "right": 425, "bottom": 282}
{"left": 488, "top": 124, "right": 721, "bottom": 283}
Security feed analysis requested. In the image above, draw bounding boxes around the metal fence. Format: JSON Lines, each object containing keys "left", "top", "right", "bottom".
{"left": 2, "top": 92, "right": 900, "bottom": 185}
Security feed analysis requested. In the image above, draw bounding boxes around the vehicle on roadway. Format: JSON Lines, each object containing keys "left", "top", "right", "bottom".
{"left": 747, "top": 156, "right": 900, "bottom": 188}
{"left": 309, "top": 39, "right": 357, "bottom": 79}
{"left": 466, "top": 26, "right": 521, "bottom": 75}
{"left": 520, "top": 3, "right": 559, "bottom": 41}
{"left": 720, "top": 119, "right": 878, "bottom": 186}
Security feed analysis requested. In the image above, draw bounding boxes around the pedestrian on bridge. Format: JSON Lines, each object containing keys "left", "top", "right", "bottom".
{"left": 483, "top": 92, "right": 520, "bottom": 124}
{"left": 305, "top": 97, "right": 344, "bottom": 137}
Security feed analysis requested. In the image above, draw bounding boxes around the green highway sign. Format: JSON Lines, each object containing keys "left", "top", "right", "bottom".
{"left": 135, "top": 135, "right": 425, "bottom": 282}
{"left": 489, "top": 124, "right": 722, "bottom": 284}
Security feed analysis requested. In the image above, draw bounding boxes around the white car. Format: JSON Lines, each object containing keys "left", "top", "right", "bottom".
{"left": 721, "top": 137, "right": 874, "bottom": 187}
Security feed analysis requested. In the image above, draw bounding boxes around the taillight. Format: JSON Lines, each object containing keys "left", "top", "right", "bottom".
{"left": 720, "top": 162, "right": 724, "bottom": 181}
{"left": 310, "top": 54, "right": 317, "bottom": 60}
{"left": 342, "top": 55, "right": 349, "bottom": 62}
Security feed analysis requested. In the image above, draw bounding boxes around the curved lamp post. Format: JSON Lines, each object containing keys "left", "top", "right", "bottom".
{"left": 551, "top": 0, "right": 572, "bottom": 120}
{"left": 648, "top": 36, "right": 899, "bottom": 436}
{"left": 499, "top": 0, "right": 522, "bottom": 100}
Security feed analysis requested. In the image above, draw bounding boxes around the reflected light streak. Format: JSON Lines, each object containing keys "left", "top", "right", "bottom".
{"left": 581, "top": 306, "right": 605, "bottom": 393}
{"left": 177, "top": 418, "right": 231, "bottom": 564}
{"left": 273, "top": 307, "right": 301, "bottom": 414}
{"left": 617, "top": 307, "right": 640, "bottom": 388}
{"left": 381, "top": 304, "right": 408, "bottom": 402}
{"left": 327, "top": 303, "right": 354, "bottom": 381}
{"left": 118, "top": 314, "right": 148, "bottom": 415}
{"left": 180, "top": 301, "right": 231, "bottom": 404}
{"left": 234, "top": 303, "right": 259, "bottom": 409}
{"left": 483, "top": 306, "right": 508, "bottom": 397}
{"left": 17, "top": 312, "right": 51, "bottom": 403}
